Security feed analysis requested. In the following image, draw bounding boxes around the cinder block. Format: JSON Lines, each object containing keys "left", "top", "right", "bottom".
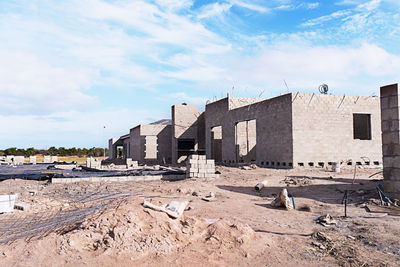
{"left": 189, "top": 159, "right": 198, "bottom": 164}
{"left": 381, "top": 120, "right": 400, "bottom": 133}
{"left": 190, "top": 163, "right": 198, "bottom": 169}
{"left": 198, "top": 160, "right": 206, "bottom": 164}
{"left": 206, "top": 159, "right": 215, "bottom": 164}
{"left": 389, "top": 95, "right": 400, "bottom": 108}
{"left": 191, "top": 154, "right": 199, "bottom": 160}
{"left": 381, "top": 107, "right": 400, "bottom": 121}
{"left": 198, "top": 169, "right": 206, "bottom": 173}
{"left": 381, "top": 96, "right": 389, "bottom": 109}
{"left": 384, "top": 180, "right": 400, "bottom": 193}
{"left": 384, "top": 143, "right": 400, "bottom": 156}
{"left": 207, "top": 169, "right": 215, "bottom": 173}
{"left": 199, "top": 155, "right": 206, "bottom": 160}
{"left": 380, "top": 83, "right": 398, "bottom": 97}
{"left": 382, "top": 132, "right": 400, "bottom": 145}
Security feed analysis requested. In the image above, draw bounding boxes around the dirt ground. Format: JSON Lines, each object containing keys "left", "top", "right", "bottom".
{"left": 0, "top": 165, "right": 399, "bottom": 266}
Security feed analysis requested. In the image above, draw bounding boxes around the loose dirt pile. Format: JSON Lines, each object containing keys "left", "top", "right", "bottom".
{"left": 0, "top": 198, "right": 257, "bottom": 266}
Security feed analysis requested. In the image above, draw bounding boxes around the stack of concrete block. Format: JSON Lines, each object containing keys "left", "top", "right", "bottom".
{"left": 29, "top": 156, "right": 37, "bottom": 164}
{"left": 43, "top": 156, "right": 51, "bottom": 163}
{"left": 126, "top": 158, "right": 139, "bottom": 169}
{"left": 186, "top": 155, "right": 217, "bottom": 178}
{"left": 13, "top": 156, "right": 25, "bottom": 165}
{"left": 5, "top": 156, "right": 14, "bottom": 164}
{"left": 87, "top": 157, "right": 101, "bottom": 169}
{"left": 51, "top": 156, "right": 58, "bottom": 162}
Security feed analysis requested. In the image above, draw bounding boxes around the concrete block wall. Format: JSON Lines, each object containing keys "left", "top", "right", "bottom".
{"left": 292, "top": 93, "right": 382, "bottom": 167}
{"left": 172, "top": 104, "right": 203, "bottom": 163}
{"left": 129, "top": 124, "right": 172, "bottom": 164}
{"left": 205, "top": 94, "right": 293, "bottom": 167}
{"left": 380, "top": 83, "right": 400, "bottom": 196}
{"left": 186, "top": 155, "right": 217, "bottom": 178}
{"left": 108, "top": 138, "right": 118, "bottom": 158}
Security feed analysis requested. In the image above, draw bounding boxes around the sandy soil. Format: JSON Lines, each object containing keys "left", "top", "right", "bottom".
{"left": 0, "top": 165, "right": 399, "bottom": 266}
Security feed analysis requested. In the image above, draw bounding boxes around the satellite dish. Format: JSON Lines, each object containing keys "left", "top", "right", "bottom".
{"left": 318, "top": 84, "right": 329, "bottom": 94}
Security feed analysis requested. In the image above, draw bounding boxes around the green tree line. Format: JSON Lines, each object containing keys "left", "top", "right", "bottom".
{"left": 0, "top": 147, "right": 108, "bottom": 157}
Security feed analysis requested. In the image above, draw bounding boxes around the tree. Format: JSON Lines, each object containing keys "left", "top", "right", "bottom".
{"left": 48, "top": 146, "right": 57, "bottom": 156}
{"left": 4, "top": 147, "right": 17, "bottom": 155}
{"left": 25, "top": 148, "right": 35, "bottom": 157}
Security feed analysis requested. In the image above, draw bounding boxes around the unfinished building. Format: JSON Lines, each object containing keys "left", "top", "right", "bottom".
{"left": 109, "top": 104, "right": 205, "bottom": 165}
{"left": 109, "top": 92, "right": 382, "bottom": 167}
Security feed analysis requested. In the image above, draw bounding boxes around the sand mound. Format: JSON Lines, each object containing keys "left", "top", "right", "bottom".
{"left": 0, "top": 198, "right": 247, "bottom": 266}
{"left": 0, "top": 197, "right": 256, "bottom": 266}
{"left": 59, "top": 198, "right": 255, "bottom": 261}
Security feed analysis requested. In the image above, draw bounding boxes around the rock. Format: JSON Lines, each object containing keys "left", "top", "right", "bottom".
{"left": 192, "top": 191, "right": 201, "bottom": 197}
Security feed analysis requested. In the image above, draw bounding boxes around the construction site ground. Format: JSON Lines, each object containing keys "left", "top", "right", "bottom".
{"left": 0, "top": 166, "right": 399, "bottom": 266}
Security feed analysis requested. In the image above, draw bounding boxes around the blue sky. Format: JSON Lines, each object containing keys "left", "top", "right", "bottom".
{"left": 0, "top": 0, "right": 399, "bottom": 149}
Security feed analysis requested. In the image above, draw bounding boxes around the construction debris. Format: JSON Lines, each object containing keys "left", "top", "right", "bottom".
{"left": 202, "top": 192, "right": 216, "bottom": 202}
{"left": 365, "top": 205, "right": 400, "bottom": 216}
{"left": 14, "top": 202, "right": 30, "bottom": 211}
{"left": 315, "top": 214, "right": 337, "bottom": 227}
{"left": 282, "top": 176, "right": 312, "bottom": 186}
{"left": 271, "top": 188, "right": 293, "bottom": 210}
{"left": 0, "top": 193, "right": 18, "bottom": 213}
{"left": 255, "top": 180, "right": 268, "bottom": 191}
{"left": 142, "top": 200, "right": 188, "bottom": 219}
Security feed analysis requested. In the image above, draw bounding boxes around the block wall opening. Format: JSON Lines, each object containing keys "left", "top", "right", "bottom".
{"left": 353, "top": 113, "right": 371, "bottom": 140}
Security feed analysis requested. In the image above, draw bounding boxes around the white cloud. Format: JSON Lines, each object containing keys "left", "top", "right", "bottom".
{"left": 0, "top": 108, "right": 167, "bottom": 148}
{"left": 155, "top": 0, "right": 193, "bottom": 11}
{"left": 335, "top": 0, "right": 363, "bottom": 5}
{"left": 231, "top": 0, "right": 270, "bottom": 13}
{"left": 275, "top": 5, "right": 292, "bottom": 10}
{"left": 167, "top": 92, "right": 208, "bottom": 107}
{"left": 198, "top": 2, "right": 232, "bottom": 19}
{"left": 307, "top": 2, "right": 320, "bottom": 9}
{"left": 275, "top": 2, "right": 319, "bottom": 11}
{"left": 0, "top": 49, "right": 98, "bottom": 115}
{"left": 356, "top": 0, "right": 381, "bottom": 11}
{"left": 221, "top": 42, "right": 400, "bottom": 96}
{"left": 301, "top": 10, "right": 352, "bottom": 26}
